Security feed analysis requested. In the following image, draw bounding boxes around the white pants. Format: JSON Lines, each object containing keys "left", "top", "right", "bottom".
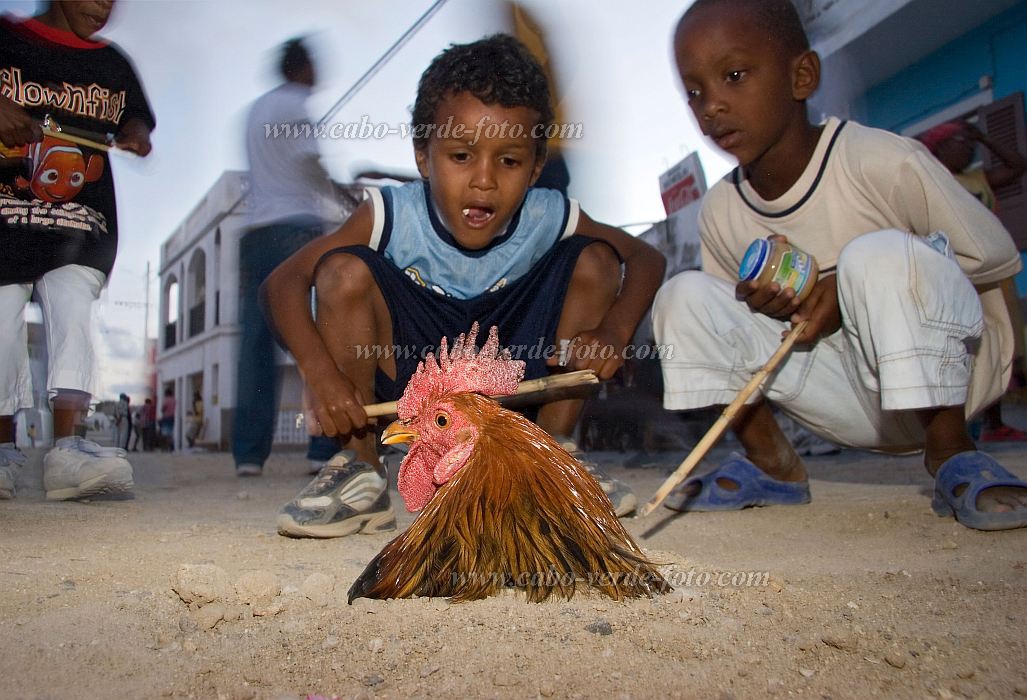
{"left": 653, "top": 230, "right": 985, "bottom": 453}
{"left": 0, "top": 265, "right": 106, "bottom": 415}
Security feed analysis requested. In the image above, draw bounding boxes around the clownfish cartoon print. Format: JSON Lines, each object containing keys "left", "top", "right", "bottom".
{"left": 14, "top": 133, "right": 104, "bottom": 204}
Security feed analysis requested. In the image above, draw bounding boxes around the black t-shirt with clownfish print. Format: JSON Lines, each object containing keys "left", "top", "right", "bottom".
{"left": 0, "top": 15, "right": 155, "bottom": 285}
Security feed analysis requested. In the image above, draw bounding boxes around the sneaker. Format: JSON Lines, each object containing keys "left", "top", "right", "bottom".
{"left": 0, "top": 442, "right": 27, "bottom": 499}
{"left": 236, "top": 463, "right": 263, "bottom": 477}
{"left": 555, "top": 436, "right": 638, "bottom": 517}
{"left": 276, "top": 451, "right": 396, "bottom": 538}
{"left": 43, "top": 436, "right": 133, "bottom": 500}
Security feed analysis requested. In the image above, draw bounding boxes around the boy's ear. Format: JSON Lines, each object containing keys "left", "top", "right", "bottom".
{"left": 791, "top": 50, "right": 820, "bottom": 101}
{"left": 414, "top": 145, "right": 430, "bottom": 179}
{"left": 528, "top": 152, "right": 546, "bottom": 186}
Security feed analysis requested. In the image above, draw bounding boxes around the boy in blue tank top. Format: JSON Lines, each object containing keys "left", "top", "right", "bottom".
{"left": 264, "top": 34, "right": 665, "bottom": 538}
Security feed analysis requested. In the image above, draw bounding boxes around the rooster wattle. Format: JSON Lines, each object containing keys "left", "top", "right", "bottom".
{"left": 348, "top": 324, "right": 669, "bottom": 603}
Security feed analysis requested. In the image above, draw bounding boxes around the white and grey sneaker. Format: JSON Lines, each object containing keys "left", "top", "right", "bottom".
{"left": 277, "top": 451, "right": 396, "bottom": 538}
{"left": 556, "top": 436, "right": 638, "bottom": 517}
{"left": 43, "top": 436, "right": 134, "bottom": 500}
{"left": 0, "top": 442, "right": 27, "bottom": 499}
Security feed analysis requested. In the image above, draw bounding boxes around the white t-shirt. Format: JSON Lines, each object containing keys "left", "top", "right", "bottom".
{"left": 699, "top": 117, "right": 1022, "bottom": 413}
{"left": 244, "top": 82, "right": 342, "bottom": 229}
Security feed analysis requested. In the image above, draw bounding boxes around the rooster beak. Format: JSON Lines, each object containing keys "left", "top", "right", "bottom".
{"left": 381, "top": 420, "right": 418, "bottom": 445}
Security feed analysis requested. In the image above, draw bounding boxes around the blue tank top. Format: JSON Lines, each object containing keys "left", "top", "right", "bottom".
{"left": 365, "top": 181, "right": 579, "bottom": 299}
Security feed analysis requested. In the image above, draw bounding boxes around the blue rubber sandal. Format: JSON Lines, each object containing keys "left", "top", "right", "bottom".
{"left": 931, "top": 451, "right": 1027, "bottom": 531}
{"left": 664, "top": 452, "right": 811, "bottom": 512}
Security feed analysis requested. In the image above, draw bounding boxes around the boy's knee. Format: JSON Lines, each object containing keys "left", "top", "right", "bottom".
{"left": 314, "top": 252, "right": 376, "bottom": 301}
{"left": 572, "top": 241, "right": 621, "bottom": 295}
{"left": 654, "top": 270, "right": 718, "bottom": 315}
{"left": 838, "top": 229, "right": 907, "bottom": 278}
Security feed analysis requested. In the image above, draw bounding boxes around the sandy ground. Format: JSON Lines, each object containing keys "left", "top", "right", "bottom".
{"left": 2, "top": 427, "right": 1027, "bottom": 700}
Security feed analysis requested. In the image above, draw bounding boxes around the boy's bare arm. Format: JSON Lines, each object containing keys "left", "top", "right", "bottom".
{"left": 261, "top": 202, "right": 375, "bottom": 436}
{"left": 571, "top": 211, "right": 667, "bottom": 378}
{"left": 0, "top": 95, "right": 41, "bottom": 147}
{"left": 114, "top": 117, "right": 152, "bottom": 156}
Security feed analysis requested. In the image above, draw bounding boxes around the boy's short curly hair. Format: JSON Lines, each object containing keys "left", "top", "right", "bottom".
{"left": 412, "top": 34, "right": 553, "bottom": 159}
{"left": 683, "top": 0, "right": 810, "bottom": 58}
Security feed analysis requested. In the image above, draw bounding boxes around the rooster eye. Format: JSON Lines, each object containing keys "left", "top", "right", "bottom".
{"left": 435, "top": 412, "right": 449, "bottom": 429}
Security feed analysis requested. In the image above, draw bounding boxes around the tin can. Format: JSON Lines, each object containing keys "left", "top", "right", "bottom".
{"left": 738, "top": 238, "right": 819, "bottom": 303}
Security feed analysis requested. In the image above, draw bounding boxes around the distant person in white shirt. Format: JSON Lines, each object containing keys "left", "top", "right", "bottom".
{"left": 234, "top": 37, "right": 345, "bottom": 477}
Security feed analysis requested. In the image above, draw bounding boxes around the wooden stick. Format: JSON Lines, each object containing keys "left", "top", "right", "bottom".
{"left": 41, "top": 128, "right": 112, "bottom": 152}
{"left": 638, "top": 321, "right": 808, "bottom": 517}
{"left": 363, "top": 368, "right": 599, "bottom": 418}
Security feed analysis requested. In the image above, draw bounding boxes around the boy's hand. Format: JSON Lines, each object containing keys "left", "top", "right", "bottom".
{"left": 114, "top": 118, "right": 152, "bottom": 156}
{"left": 0, "top": 96, "right": 41, "bottom": 148}
{"left": 735, "top": 234, "right": 806, "bottom": 320}
{"left": 788, "top": 273, "right": 842, "bottom": 343}
{"left": 302, "top": 368, "right": 369, "bottom": 438}
{"left": 550, "top": 325, "right": 628, "bottom": 380}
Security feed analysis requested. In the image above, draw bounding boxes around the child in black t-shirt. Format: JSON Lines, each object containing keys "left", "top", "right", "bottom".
{"left": 0, "top": 0, "right": 154, "bottom": 501}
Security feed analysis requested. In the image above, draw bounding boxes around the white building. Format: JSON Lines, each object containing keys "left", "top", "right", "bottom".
{"left": 155, "top": 171, "right": 357, "bottom": 451}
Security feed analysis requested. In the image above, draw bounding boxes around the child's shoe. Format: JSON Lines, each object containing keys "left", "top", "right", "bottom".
{"left": 43, "top": 436, "right": 133, "bottom": 500}
{"left": 0, "top": 442, "right": 27, "bottom": 499}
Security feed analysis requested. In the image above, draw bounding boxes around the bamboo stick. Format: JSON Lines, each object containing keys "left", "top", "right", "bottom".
{"left": 41, "top": 128, "right": 112, "bottom": 153}
{"left": 638, "top": 321, "right": 808, "bottom": 517}
{"left": 363, "top": 368, "right": 599, "bottom": 418}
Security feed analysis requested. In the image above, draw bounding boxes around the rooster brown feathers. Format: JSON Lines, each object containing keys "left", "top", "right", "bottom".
{"left": 348, "top": 324, "right": 669, "bottom": 603}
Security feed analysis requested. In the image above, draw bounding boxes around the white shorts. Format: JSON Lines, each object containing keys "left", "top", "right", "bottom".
{"left": 653, "top": 229, "right": 985, "bottom": 453}
{"left": 0, "top": 264, "right": 106, "bottom": 414}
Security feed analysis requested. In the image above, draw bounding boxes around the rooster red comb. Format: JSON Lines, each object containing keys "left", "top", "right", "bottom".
{"left": 397, "top": 323, "right": 525, "bottom": 419}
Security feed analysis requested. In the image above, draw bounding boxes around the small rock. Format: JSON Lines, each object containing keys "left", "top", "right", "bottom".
{"left": 173, "top": 564, "right": 231, "bottom": 606}
{"left": 193, "top": 603, "right": 225, "bottom": 630}
{"left": 941, "top": 540, "right": 958, "bottom": 550}
{"left": 1012, "top": 682, "right": 1027, "bottom": 696}
{"left": 419, "top": 664, "right": 440, "bottom": 678}
{"left": 799, "top": 668, "right": 815, "bottom": 679}
{"left": 821, "top": 633, "right": 857, "bottom": 652}
{"left": 301, "top": 573, "right": 336, "bottom": 608}
{"left": 182, "top": 637, "right": 198, "bottom": 653}
{"left": 250, "top": 599, "right": 283, "bottom": 617}
{"left": 766, "top": 677, "right": 785, "bottom": 695}
{"left": 368, "top": 637, "right": 384, "bottom": 653}
{"left": 363, "top": 674, "right": 384, "bottom": 688}
{"left": 235, "top": 571, "right": 281, "bottom": 605}
{"left": 885, "top": 653, "right": 907, "bottom": 669}
{"left": 955, "top": 667, "right": 975, "bottom": 680}
{"left": 178, "top": 613, "right": 199, "bottom": 633}
{"left": 321, "top": 635, "right": 340, "bottom": 650}
{"left": 758, "top": 604, "right": 773, "bottom": 616}
{"left": 585, "top": 619, "right": 613, "bottom": 635}
{"left": 539, "top": 682, "right": 556, "bottom": 697}
{"left": 221, "top": 604, "right": 247, "bottom": 622}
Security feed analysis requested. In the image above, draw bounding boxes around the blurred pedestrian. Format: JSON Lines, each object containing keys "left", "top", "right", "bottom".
{"left": 159, "top": 387, "right": 175, "bottom": 451}
{"left": 233, "top": 37, "right": 345, "bottom": 477}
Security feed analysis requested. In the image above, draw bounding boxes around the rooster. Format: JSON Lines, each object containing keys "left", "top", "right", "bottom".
{"left": 348, "top": 324, "right": 669, "bottom": 603}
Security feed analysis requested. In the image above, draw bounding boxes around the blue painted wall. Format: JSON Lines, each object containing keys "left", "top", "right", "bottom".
{"left": 860, "top": 3, "right": 1027, "bottom": 296}
{"left": 861, "top": 3, "right": 1027, "bottom": 132}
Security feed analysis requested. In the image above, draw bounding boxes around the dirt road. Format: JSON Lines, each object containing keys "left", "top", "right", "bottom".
{"left": 1, "top": 439, "right": 1025, "bottom": 699}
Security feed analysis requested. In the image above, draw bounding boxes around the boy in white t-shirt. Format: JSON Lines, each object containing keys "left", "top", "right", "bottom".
{"left": 654, "top": 0, "right": 1027, "bottom": 530}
